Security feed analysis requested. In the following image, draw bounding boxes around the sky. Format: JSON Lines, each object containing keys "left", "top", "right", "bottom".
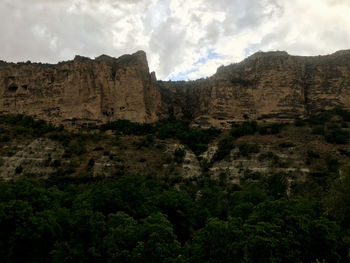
{"left": 1, "top": 0, "right": 350, "bottom": 80}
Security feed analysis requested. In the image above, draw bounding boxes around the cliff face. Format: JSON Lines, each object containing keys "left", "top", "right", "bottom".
{"left": 0, "top": 51, "right": 162, "bottom": 126}
{"left": 159, "top": 50, "right": 350, "bottom": 127}
{"left": 1, "top": 50, "right": 350, "bottom": 128}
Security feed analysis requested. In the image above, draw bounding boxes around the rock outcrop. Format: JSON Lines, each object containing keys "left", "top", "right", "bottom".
{"left": 159, "top": 50, "right": 350, "bottom": 127}
{"left": 1, "top": 49, "right": 350, "bottom": 128}
{"left": 0, "top": 51, "right": 162, "bottom": 127}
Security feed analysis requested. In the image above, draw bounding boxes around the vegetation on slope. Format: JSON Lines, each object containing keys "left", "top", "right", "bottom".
{"left": 0, "top": 108, "right": 349, "bottom": 262}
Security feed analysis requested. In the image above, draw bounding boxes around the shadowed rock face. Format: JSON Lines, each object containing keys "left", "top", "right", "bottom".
{"left": 158, "top": 50, "right": 350, "bottom": 128}
{"left": 1, "top": 50, "right": 350, "bottom": 128}
{"left": 0, "top": 51, "right": 162, "bottom": 126}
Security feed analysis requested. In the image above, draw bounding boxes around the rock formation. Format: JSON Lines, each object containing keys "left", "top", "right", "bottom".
{"left": 0, "top": 51, "right": 162, "bottom": 127}
{"left": 159, "top": 50, "right": 350, "bottom": 128}
{"left": 1, "top": 49, "right": 350, "bottom": 128}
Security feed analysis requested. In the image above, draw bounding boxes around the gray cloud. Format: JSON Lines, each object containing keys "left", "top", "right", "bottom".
{"left": 1, "top": 0, "right": 350, "bottom": 79}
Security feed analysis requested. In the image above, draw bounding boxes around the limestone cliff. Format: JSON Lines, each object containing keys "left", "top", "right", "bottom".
{"left": 159, "top": 50, "right": 350, "bottom": 128}
{"left": 1, "top": 49, "right": 350, "bottom": 128}
{"left": 0, "top": 51, "right": 162, "bottom": 126}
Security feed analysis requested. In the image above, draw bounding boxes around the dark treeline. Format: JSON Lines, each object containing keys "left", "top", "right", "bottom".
{"left": 0, "top": 170, "right": 349, "bottom": 263}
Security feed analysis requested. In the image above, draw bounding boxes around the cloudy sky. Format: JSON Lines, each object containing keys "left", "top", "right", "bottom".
{"left": 1, "top": 0, "right": 350, "bottom": 80}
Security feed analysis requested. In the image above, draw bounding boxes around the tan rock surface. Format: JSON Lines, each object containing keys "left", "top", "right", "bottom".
{"left": 1, "top": 50, "right": 350, "bottom": 128}
{"left": 0, "top": 51, "right": 162, "bottom": 126}
{"left": 159, "top": 50, "right": 350, "bottom": 128}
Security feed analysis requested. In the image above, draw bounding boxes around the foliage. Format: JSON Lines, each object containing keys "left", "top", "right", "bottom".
{"left": 212, "top": 137, "right": 234, "bottom": 161}
{"left": 101, "top": 118, "right": 220, "bottom": 155}
{"left": 0, "top": 173, "right": 348, "bottom": 263}
{"left": 238, "top": 143, "right": 260, "bottom": 157}
{"left": 1, "top": 109, "right": 350, "bottom": 262}
{"left": 231, "top": 121, "right": 258, "bottom": 138}
{"left": 279, "top": 142, "right": 295, "bottom": 148}
{"left": 307, "top": 108, "right": 350, "bottom": 144}
{"left": 174, "top": 148, "right": 186, "bottom": 164}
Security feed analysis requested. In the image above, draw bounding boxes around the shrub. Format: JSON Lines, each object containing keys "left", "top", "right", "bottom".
{"left": 308, "top": 111, "right": 333, "bottom": 125}
{"left": 213, "top": 137, "right": 234, "bottom": 161}
{"left": 15, "top": 166, "right": 23, "bottom": 174}
{"left": 137, "top": 135, "right": 154, "bottom": 149}
{"left": 307, "top": 149, "right": 320, "bottom": 159}
{"left": 238, "top": 144, "right": 259, "bottom": 157}
{"left": 294, "top": 119, "right": 305, "bottom": 127}
{"left": 326, "top": 158, "right": 339, "bottom": 173}
{"left": 67, "top": 140, "right": 86, "bottom": 156}
{"left": 312, "top": 125, "right": 324, "bottom": 135}
{"left": 231, "top": 121, "right": 258, "bottom": 138}
{"left": 325, "top": 128, "right": 349, "bottom": 144}
{"left": 51, "top": 159, "right": 61, "bottom": 168}
{"left": 173, "top": 148, "right": 186, "bottom": 164}
{"left": 333, "top": 107, "right": 350, "bottom": 121}
{"left": 231, "top": 77, "right": 253, "bottom": 86}
{"left": 258, "top": 123, "right": 285, "bottom": 135}
{"left": 258, "top": 152, "right": 279, "bottom": 163}
{"left": 279, "top": 142, "right": 296, "bottom": 148}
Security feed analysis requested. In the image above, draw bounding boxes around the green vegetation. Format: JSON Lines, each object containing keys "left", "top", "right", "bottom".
{"left": 230, "top": 121, "right": 259, "bottom": 138}
{"left": 279, "top": 141, "right": 296, "bottom": 148}
{"left": 231, "top": 77, "right": 253, "bottom": 86}
{"left": 238, "top": 143, "right": 259, "bottom": 157}
{"left": 212, "top": 137, "right": 234, "bottom": 161}
{"left": 0, "top": 170, "right": 349, "bottom": 263}
{"left": 308, "top": 108, "right": 350, "bottom": 144}
{"left": 230, "top": 121, "right": 285, "bottom": 138}
{"left": 0, "top": 114, "right": 62, "bottom": 138}
{"left": 102, "top": 118, "right": 220, "bottom": 155}
{"left": 174, "top": 148, "right": 186, "bottom": 164}
{"left": 0, "top": 108, "right": 350, "bottom": 262}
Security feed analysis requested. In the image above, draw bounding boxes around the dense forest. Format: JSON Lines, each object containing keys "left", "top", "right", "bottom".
{"left": 0, "top": 109, "right": 350, "bottom": 263}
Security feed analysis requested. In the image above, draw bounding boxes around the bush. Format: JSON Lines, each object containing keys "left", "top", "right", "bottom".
{"left": 333, "top": 107, "right": 350, "bottom": 122}
{"left": 326, "top": 158, "right": 339, "bottom": 173}
{"left": 294, "top": 119, "right": 305, "bottom": 127}
{"left": 258, "top": 152, "right": 279, "bottom": 163}
{"left": 238, "top": 144, "right": 259, "bottom": 157}
{"left": 325, "top": 128, "right": 349, "bottom": 144}
{"left": 67, "top": 140, "right": 86, "bottom": 156}
{"left": 231, "top": 121, "right": 258, "bottom": 138}
{"left": 308, "top": 111, "right": 333, "bottom": 125}
{"left": 279, "top": 142, "right": 296, "bottom": 148}
{"left": 213, "top": 137, "right": 234, "bottom": 161}
{"left": 258, "top": 123, "right": 285, "bottom": 135}
{"left": 102, "top": 118, "right": 220, "bottom": 156}
{"left": 312, "top": 125, "right": 324, "bottom": 135}
{"left": 137, "top": 135, "right": 154, "bottom": 149}
{"left": 307, "top": 149, "right": 320, "bottom": 159}
{"left": 155, "top": 119, "right": 220, "bottom": 155}
{"left": 174, "top": 148, "right": 186, "bottom": 164}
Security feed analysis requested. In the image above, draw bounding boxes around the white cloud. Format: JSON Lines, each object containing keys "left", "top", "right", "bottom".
{"left": 0, "top": 0, "right": 350, "bottom": 79}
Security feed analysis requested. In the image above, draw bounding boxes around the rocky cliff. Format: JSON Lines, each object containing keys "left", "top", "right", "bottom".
{"left": 1, "top": 50, "right": 350, "bottom": 128}
{"left": 159, "top": 50, "right": 350, "bottom": 128}
{"left": 0, "top": 51, "right": 162, "bottom": 127}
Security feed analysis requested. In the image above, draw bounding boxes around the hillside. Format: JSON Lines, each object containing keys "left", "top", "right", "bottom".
{"left": 0, "top": 108, "right": 349, "bottom": 262}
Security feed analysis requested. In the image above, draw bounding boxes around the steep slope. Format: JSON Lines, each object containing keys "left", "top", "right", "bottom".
{"left": 159, "top": 50, "right": 350, "bottom": 128}
{"left": 0, "top": 51, "right": 162, "bottom": 126}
